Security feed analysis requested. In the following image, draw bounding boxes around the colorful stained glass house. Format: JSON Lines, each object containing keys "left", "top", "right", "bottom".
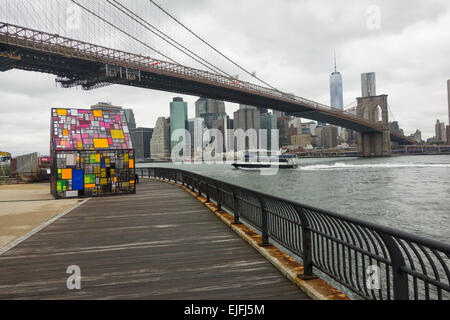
{"left": 50, "top": 108, "right": 136, "bottom": 198}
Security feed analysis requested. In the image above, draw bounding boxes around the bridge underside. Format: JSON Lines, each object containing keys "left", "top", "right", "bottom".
{"left": 0, "top": 41, "right": 414, "bottom": 146}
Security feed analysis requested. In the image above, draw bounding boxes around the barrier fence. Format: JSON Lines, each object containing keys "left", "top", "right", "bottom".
{"left": 137, "top": 167, "right": 449, "bottom": 300}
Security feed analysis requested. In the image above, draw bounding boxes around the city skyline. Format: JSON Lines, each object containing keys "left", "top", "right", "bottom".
{"left": 1, "top": 0, "right": 450, "bottom": 155}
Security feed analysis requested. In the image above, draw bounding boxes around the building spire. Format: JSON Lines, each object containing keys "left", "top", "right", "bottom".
{"left": 334, "top": 50, "right": 337, "bottom": 73}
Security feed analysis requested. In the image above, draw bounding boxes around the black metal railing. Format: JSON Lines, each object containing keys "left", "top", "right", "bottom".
{"left": 137, "top": 167, "right": 450, "bottom": 300}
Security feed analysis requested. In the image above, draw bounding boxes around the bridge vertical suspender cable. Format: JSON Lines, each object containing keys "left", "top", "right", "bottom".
{"left": 148, "top": 0, "right": 283, "bottom": 93}
{"left": 105, "top": 0, "right": 234, "bottom": 78}
{"left": 70, "top": 0, "right": 181, "bottom": 65}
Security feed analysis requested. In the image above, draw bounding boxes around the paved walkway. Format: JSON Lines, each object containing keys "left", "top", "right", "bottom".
{"left": 0, "top": 183, "right": 80, "bottom": 250}
{"left": 0, "top": 181, "right": 309, "bottom": 300}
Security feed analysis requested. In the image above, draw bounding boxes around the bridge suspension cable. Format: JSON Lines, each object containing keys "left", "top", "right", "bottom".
{"left": 70, "top": 0, "right": 180, "bottom": 65}
{"left": 148, "top": 0, "right": 283, "bottom": 93}
{"left": 105, "top": 0, "right": 233, "bottom": 78}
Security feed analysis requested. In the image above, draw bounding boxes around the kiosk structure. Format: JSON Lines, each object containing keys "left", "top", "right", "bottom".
{"left": 50, "top": 108, "right": 136, "bottom": 198}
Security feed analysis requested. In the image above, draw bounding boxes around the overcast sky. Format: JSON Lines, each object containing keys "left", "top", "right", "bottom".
{"left": 1, "top": 0, "right": 450, "bottom": 156}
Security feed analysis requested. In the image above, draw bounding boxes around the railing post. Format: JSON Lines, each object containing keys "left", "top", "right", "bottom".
{"left": 216, "top": 185, "right": 222, "bottom": 211}
{"left": 378, "top": 233, "right": 409, "bottom": 300}
{"left": 232, "top": 190, "right": 241, "bottom": 225}
{"left": 258, "top": 197, "right": 271, "bottom": 247}
{"left": 295, "top": 206, "right": 318, "bottom": 280}
{"left": 205, "top": 182, "right": 210, "bottom": 203}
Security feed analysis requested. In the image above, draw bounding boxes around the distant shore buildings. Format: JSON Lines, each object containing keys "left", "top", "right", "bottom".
{"left": 141, "top": 77, "right": 450, "bottom": 161}
{"left": 447, "top": 79, "right": 450, "bottom": 144}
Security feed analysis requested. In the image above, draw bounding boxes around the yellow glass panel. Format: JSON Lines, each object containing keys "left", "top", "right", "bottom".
{"left": 61, "top": 169, "right": 72, "bottom": 180}
{"left": 110, "top": 130, "right": 125, "bottom": 139}
{"left": 93, "top": 110, "right": 103, "bottom": 117}
{"left": 124, "top": 153, "right": 129, "bottom": 162}
{"left": 94, "top": 139, "right": 109, "bottom": 149}
{"left": 57, "top": 109, "right": 67, "bottom": 116}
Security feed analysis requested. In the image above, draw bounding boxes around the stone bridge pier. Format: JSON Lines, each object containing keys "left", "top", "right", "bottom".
{"left": 356, "top": 95, "right": 391, "bottom": 157}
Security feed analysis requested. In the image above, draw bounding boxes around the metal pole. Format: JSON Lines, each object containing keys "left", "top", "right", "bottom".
{"left": 258, "top": 196, "right": 270, "bottom": 247}
{"left": 232, "top": 190, "right": 241, "bottom": 225}
{"left": 378, "top": 233, "right": 409, "bottom": 300}
{"left": 205, "top": 181, "right": 210, "bottom": 202}
{"left": 216, "top": 185, "right": 222, "bottom": 211}
{"left": 295, "top": 206, "right": 318, "bottom": 280}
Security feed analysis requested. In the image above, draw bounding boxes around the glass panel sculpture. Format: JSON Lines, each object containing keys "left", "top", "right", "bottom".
{"left": 50, "top": 108, "right": 136, "bottom": 198}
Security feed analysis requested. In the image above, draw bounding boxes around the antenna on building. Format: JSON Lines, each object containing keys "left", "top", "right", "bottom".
{"left": 333, "top": 50, "right": 337, "bottom": 73}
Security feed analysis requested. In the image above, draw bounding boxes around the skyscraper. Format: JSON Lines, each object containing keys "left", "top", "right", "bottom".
{"left": 321, "top": 126, "right": 339, "bottom": 149}
{"left": 150, "top": 117, "right": 170, "bottom": 160}
{"left": 260, "top": 113, "right": 274, "bottom": 149}
{"left": 218, "top": 101, "right": 226, "bottom": 117}
{"left": 130, "top": 127, "right": 153, "bottom": 160}
{"left": 361, "top": 72, "right": 377, "bottom": 97}
{"left": 188, "top": 118, "right": 205, "bottom": 158}
{"left": 170, "top": 97, "right": 189, "bottom": 151}
{"left": 123, "top": 109, "right": 137, "bottom": 130}
{"left": 435, "top": 120, "right": 446, "bottom": 142}
{"left": 256, "top": 107, "right": 269, "bottom": 114}
{"left": 233, "top": 107, "right": 261, "bottom": 151}
{"left": 277, "top": 116, "right": 290, "bottom": 147}
{"left": 413, "top": 129, "right": 422, "bottom": 144}
{"left": 272, "top": 110, "right": 286, "bottom": 129}
{"left": 211, "top": 115, "right": 233, "bottom": 153}
{"left": 195, "top": 97, "right": 227, "bottom": 128}
{"left": 330, "top": 55, "right": 343, "bottom": 110}
{"left": 91, "top": 102, "right": 136, "bottom": 129}
{"left": 195, "top": 97, "right": 208, "bottom": 118}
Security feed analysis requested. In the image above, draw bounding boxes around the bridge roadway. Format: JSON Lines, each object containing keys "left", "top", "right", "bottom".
{"left": 0, "top": 180, "right": 310, "bottom": 300}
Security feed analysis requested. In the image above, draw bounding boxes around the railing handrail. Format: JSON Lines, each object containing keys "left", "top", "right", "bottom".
{"left": 138, "top": 167, "right": 450, "bottom": 300}
{"left": 144, "top": 167, "right": 450, "bottom": 252}
{"left": 147, "top": 167, "right": 449, "bottom": 252}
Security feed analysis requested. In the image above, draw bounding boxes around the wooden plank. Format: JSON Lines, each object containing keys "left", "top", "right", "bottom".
{"left": 0, "top": 181, "right": 310, "bottom": 300}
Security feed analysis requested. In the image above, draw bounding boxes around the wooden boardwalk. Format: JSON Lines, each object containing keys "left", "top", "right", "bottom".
{"left": 0, "top": 180, "right": 310, "bottom": 300}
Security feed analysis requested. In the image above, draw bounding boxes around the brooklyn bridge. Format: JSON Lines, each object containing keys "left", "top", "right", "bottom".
{"left": 0, "top": 0, "right": 415, "bottom": 157}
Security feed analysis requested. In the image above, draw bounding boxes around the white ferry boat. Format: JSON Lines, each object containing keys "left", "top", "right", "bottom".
{"left": 232, "top": 150, "right": 298, "bottom": 169}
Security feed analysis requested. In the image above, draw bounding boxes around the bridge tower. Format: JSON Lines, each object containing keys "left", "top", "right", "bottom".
{"left": 356, "top": 94, "right": 391, "bottom": 157}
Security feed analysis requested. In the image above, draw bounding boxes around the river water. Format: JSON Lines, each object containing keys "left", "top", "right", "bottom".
{"left": 138, "top": 155, "right": 450, "bottom": 243}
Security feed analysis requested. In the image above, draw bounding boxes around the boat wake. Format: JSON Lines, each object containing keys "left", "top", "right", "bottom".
{"left": 299, "top": 162, "right": 450, "bottom": 171}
